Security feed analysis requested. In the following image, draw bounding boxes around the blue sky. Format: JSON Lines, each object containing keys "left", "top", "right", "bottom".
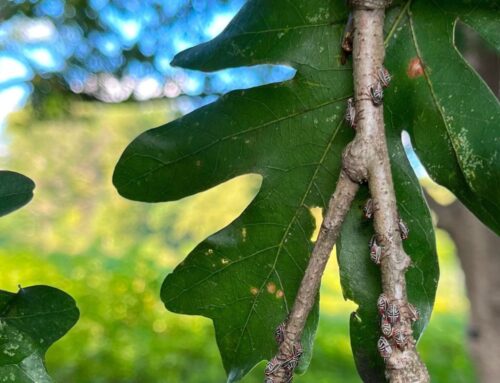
{"left": 0, "top": 0, "right": 295, "bottom": 121}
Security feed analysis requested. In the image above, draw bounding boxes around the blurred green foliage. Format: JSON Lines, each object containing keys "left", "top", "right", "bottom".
{"left": 0, "top": 102, "right": 475, "bottom": 382}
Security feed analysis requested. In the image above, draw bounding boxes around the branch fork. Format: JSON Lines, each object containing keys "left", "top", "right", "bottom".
{"left": 265, "top": 1, "right": 429, "bottom": 382}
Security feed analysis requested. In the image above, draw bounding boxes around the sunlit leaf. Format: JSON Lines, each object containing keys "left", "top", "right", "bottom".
{"left": 385, "top": 0, "right": 500, "bottom": 234}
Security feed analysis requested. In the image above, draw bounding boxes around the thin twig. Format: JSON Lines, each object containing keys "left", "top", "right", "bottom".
{"left": 265, "top": 173, "right": 358, "bottom": 382}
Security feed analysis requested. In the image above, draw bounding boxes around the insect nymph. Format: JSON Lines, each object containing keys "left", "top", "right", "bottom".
{"left": 370, "top": 81, "right": 384, "bottom": 106}
{"left": 394, "top": 328, "right": 408, "bottom": 350}
{"left": 378, "top": 336, "right": 393, "bottom": 359}
{"left": 363, "top": 198, "right": 374, "bottom": 219}
{"left": 275, "top": 322, "right": 286, "bottom": 345}
{"left": 265, "top": 357, "right": 282, "bottom": 376}
{"left": 378, "top": 67, "right": 391, "bottom": 88}
{"left": 369, "top": 235, "right": 382, "bottom": 265}
{"left": 387, "top": 303, "right": 400, "bottom": 324}
{"left": 282, "top": 342, "right": 303, "bottom": 371}
{"left": 381, "top": 318, "right": 393, "bottom": 338}
{"left": 377, "top": 293, "right": 389, "bottom": 315}
{"left": 345, "top": 97, "right": 357, "bottom": 129}
{"left": 398, "top": 218, "right": 409, "bottom": 240}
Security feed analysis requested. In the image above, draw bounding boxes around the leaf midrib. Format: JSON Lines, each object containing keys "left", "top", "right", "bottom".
{"left": 231, "top": 116, "right": 345, "bottom": 361}
{"left": 407, "top": 7, "right": 499, "bottom": 227}
{"left": 165, "top": 111, "right": 345, "bottom": 366}
{"left": 2, "top": 307, "right": 75, "bottom": 320}
{"left": 407, "top": 11, "right": 473, "bottom": 196}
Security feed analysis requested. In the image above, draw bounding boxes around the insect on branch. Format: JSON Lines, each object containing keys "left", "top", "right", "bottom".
{"left": 264, "top": 1, "right": 430, "bottom": 382}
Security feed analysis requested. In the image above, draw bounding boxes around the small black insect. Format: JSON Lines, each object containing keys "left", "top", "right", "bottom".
{"left": 282, "top": 342, "right": 303, "bottom": 371}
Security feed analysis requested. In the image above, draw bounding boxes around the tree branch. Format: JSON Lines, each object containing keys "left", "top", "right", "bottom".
{"left": 349, "top": 2, "right": 429, "bottom": 382}
{"left": 265, "top": 1, "right": 430, "bottom": 382}
{"left": 265, "top": 173, "right": 358, "bottom": 382}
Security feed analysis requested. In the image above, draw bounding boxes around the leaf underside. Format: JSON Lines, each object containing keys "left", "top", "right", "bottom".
{"left": 0, "top": 286, "right": 79, "bottom": 383}
{"left": 0, "top": 171, "right": 35, "bottom": 218}
{"left": 113, "top": 0, "right": 499, "bottom": 381}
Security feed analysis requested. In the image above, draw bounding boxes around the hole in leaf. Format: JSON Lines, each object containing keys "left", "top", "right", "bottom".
{"left": 401, "top": 131, "right": 456, "bottom": 206}
{"left": 401, "top": 130, "right": 428, "bottom": 179}
{"left": 309, "top": 206, "right": 323, "bottom": 242}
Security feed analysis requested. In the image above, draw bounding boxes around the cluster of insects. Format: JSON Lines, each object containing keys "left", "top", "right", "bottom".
{"left": 377, "top": 293, "right": 420, "bottom": 360}
{"left": 363, "top": 198, "right": 409, "bottom": 266}
{"left": 339, "top": 37, "right": 420, "bottom": 365}
{"left": 362, "top": 195, "right": 417, "bottom": 361}
{"left": 265, "top": 321, "right": 303, "bottom": 382}
{"left": 344, "top": 67, "right": 391, "bottom": 129}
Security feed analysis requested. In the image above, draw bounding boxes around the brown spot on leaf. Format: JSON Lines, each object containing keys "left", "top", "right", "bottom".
{"left": 407, "top": 57, "right": 425, "bottom": 78}
{"left": 250, "top": 287, "right": 259, "bottom": 295}
{"left": 276, "top": 290, "right": 284, "bottom": 299}
{"left": 266, "top": 282, "right": 276, "bottom": 294}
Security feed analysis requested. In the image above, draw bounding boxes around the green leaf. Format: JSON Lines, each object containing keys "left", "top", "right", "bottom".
{"left": 384, "top": 0, "right": 500, "bottom": 234}
{"left": 0, "top": 171, "right": 35, "bottom": 218}
{"left": 337, "top": 127, "right": 439, "bottom": 382}
{"left": 114, "top": 2, "right": 352, "bottom": 380}
{"left": 113, "top": 0, "right": 497, "bottom": 380}
{"left": 0, "top": 285, "right": 79, "bottom": 382}
{"left": 461, "top": 9, "right": 500, "bottom": 52}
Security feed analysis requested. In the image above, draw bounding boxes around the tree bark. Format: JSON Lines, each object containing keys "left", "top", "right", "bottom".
{"left": 427, "top": 197, "right": 500, "bottom": 383}
{"left": 266, "top": 1, "right": 434, "bottom": 381}
{"left": 349, "top": 4, "right": 429, "bottom": 381}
